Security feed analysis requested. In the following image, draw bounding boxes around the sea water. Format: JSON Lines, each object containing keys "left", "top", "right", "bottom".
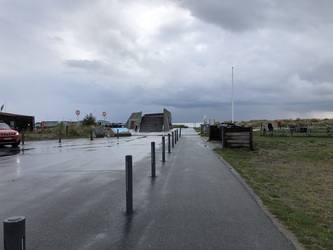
{"left": 173, "top": 122, "right": 202, "bottom": 128}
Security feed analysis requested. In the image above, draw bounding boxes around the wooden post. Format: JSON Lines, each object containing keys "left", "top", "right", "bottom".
{"left": 221, "top": 126, "right": 226, "bottom": 148}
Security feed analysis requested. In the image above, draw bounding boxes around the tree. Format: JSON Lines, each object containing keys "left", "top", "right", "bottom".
{"left": 82, "top": 113, "right": 96, "bottom": 126}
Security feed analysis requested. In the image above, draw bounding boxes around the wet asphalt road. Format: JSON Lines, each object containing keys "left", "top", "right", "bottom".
{"left": 0, "top": 133, "right": 165, "bottom": 249}
{"left": 0, "top": 129, "right": 297, "bottom": 249}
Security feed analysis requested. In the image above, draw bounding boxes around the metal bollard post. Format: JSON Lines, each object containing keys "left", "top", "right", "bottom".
{"left": 175, "top": 130, "right": 177, "bottom": 145}
{"left": 21, "top": 132, "right": 25, "bottom": 145}
{"left": 176, "top": 129, "right": 178, "bottom": 141}
{"left": 172, "top": 132, "right": 174, "bottom": 148}
{"left": 151, "top": 142, "right": 156, "bottom": 177}
{"left": 168, "top": 133, "right": 171, "bottom": 153}
{"left": 179, "top": 128, "right": 181, "bottom": 137}
{"left": 125, "top": 155, "right": 133, "bottom": 214}
{"left": 4, "top": 216, "right": 26, "bottom": 250}
{"left": 90, "top": 130, "right": 93, "bottom": 140}
{"left": 66, "top": 126, "right": 69, "bottom": 136}
{"left": 162, "top": 136, "right": 165, "bottom": 162}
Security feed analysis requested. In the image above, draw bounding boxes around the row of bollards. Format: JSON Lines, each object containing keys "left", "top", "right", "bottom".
{"left": 3, "top": 129, "right": 182, "bottom": 247}
{"left": 125, "top": 129, "right": 180, "bottom": 214}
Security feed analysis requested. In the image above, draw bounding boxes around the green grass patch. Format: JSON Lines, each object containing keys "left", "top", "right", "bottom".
{"left": 214, "top": 135, "right": 333, "bottom": 250}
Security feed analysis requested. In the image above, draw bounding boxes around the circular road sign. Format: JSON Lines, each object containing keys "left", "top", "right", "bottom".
{"left": 102, "top": 111, "right": 107, "bottom": 117}
{"left": 76, "top": 110, "right": 80, "bottom": 116}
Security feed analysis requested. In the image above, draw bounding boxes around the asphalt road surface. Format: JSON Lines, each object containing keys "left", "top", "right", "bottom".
{"left": 0, "top": 129, "right": 298, "bottom": 249}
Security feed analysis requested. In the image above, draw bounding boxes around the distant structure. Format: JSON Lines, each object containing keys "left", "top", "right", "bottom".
{"left": 126, "top": 108, "right": 172, "bottom": 132}
{"left": 126, "top": 111, "right": 142, "bottom": 131}
{"left": 35, "top": 120, "right": 81, "bottom": 130}
{"left": 0, "top": 112, "right": 35, "bottom": 131}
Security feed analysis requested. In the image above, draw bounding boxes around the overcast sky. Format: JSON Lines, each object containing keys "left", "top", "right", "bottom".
{"left": 1, "top": 0, "right": 333, "bottom": 123}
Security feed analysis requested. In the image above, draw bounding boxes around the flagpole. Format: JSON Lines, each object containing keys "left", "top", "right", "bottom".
{"left": 232, "top": 67, "right": 234, "bottom": 123}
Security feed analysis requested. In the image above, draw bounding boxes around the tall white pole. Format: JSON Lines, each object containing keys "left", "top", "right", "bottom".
{"left": 232, "top": 67, "right": 234, "bottom": 123}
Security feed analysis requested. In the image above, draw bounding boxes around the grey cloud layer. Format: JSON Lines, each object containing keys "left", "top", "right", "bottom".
{"left": 1, "top": 0, "right": 332, "bottom": 122}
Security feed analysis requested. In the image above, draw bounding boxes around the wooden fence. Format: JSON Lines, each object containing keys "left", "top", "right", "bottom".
{"left": 221, "top": 127, "right": 253, "bottom": 150}
{"left": 208, "top": 125, "right": 253, "bottom": 150}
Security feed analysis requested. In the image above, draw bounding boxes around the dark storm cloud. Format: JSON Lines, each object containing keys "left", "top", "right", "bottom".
{"left": 178, "top": 0, "right": 268, "bottom": 31}
{"left": 178, "top": 0, "right": 333, "bottom": 32}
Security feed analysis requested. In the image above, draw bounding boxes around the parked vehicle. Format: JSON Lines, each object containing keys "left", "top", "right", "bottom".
{"left": 0, "top": 123, "right": 20, "bottom": 147}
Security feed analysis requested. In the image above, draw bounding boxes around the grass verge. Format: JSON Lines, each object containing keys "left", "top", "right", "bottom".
{"left": 214, "top": 134, "right": 333, "bottom": 250}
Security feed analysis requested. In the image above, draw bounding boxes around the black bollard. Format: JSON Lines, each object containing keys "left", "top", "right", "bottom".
{"left": 168, "top": 133, "right": 171, "bottom": 153}
{"left": 175, "top": 130, "right": 177, "bottom": 145}
{"left": 125, "top": 155, "right": 133, "bottom": 214}
{"left": 21, "top": 132, "right": 25, "bottom": 145}
{"left": 90, "top": 129, "right": 93, "bottom": 140}
{"left": 4, "top": 216, "right": 26, "bottom": 250}
{"left": 162, "top": 136, "right": 165, "bottom": 162}
{"left": 172, "top": 132, "right": 174, "bottom": 148}
{"left": 151, "top": 142, "right": 156, "bottom": 177}
{"left": 179, "top": 128, "right": 181, "bottom": 137}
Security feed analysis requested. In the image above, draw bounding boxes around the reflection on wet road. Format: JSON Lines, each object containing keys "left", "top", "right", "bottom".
{"left": 0, "top": 129, "right": 200, "bottom": 249}
{"left": 0, "top": 134, "right": 164, "bottom": 170}
{"left": 0, "top": 133, "right": 168, "bottom": 247}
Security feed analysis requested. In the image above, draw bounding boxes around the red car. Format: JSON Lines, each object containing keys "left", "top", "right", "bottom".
{"left": 0, "top": 123, "right": 21, "bottom": 147}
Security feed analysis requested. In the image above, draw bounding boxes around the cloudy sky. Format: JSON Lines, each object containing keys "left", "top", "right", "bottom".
{"left": 1, "top": 0, "right": 333, "bottom": 123}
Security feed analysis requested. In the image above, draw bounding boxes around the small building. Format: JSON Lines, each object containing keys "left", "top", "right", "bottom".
{"left": 0, "top": 112, "right": 35, "bottom": 132}
{"left": 97, "top": 120, "right": 111, "bottom": 127}
{"left": 126, "top": 112, "right": 142, "bottom": 131}
{"left": 35, "top": 121, "right": 82, "bottom": 130}
{"left": 126, "top": 108, "right": 172, "bottom": 132}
